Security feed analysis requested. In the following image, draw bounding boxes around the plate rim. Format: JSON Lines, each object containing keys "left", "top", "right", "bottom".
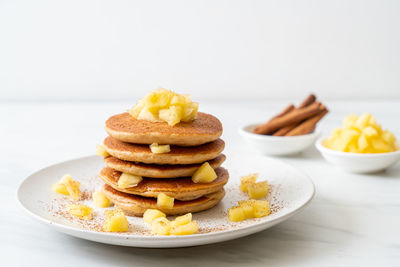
{"left": 17, "top": 155, "right": 315, "bottom": 247}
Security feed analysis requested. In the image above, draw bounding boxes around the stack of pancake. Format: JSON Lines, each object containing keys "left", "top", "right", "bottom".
{"left": 99, "top": 112, "right": 229, "bottom": 216}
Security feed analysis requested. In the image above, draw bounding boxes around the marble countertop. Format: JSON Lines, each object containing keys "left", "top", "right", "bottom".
{"left": 2, "top": 100, "right": 399, "bottom": 266}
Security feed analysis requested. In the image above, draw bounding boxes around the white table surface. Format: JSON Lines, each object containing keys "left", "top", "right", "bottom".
{"left": 2, "top": 100, "right": 400, "bottom": 266}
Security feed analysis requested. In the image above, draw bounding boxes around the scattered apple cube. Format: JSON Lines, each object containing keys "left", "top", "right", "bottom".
{"left": 238, "top": 200, "right": 255, "bottom": 218}
{"left": 117, "top": 173, "right": 143, "bottom": 189}
{"left": 229, "top": 199, "right": 271, "bottom": 222}
{"left": 228, "top": 206, "right": 246, "bottom": 222}
{"left": 170, "top": 221, "right": 199, "bottom": 235}
{"left": 171, "top": 213, "right": 192, "bottom": 227}
{"left": 150, "top": 143, "right": 171, "bottom": 154}
{"left": 157, "top": 193, "right": 174, "bottom": 209}
{"left": 252, "top": 200, "right": 271, "bottom": 218}
{"left": 143, "top": 209, "right": 166, "bottom": 225}
{"left": 151, "top": 217, "right": 171, "bottom": 235}
{"left": 239, "top": 173, "right": 258, "bottom": 192}
{"left": 51, "top": 174, "right": 81, "bottom": 201}
{"left": 93, "top": 191, "right": 111, "bottom": 208}
{"left": 67, "top": 204, "right": 93, "bottom": 220}
{"left": 51, "top": 182, "right": 69, "bottom": 196}
{"left": 248, "top": 181, "right": 269, "bottom": 199}
{"left": 192, "top": 162, "right": 217, "bottom": 183}
{"left": 95, "top": 144, "right": 110, "bottom": 157}
{"left": 103, "top": 208, "right": 129, "bottom": 232}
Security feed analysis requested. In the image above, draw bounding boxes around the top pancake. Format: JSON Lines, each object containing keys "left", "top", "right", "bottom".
{"left": 105, "top": 112, "right": 223, "bottom": 146}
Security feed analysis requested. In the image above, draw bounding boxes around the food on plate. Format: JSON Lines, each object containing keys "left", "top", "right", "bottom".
{"left": 149, "top": 143, "right": 171, "bottom": 154}
{"left": 143, "top": 209, "right": 198, "bottom": 236}
{"left": 67, "top": 204, "right": 93, "bottom": 220}
{"left": 239, "top": 173, "right": 269, "bottom": 199}
{"left": 128, "top": 88, "right": 199, "bottom": 126}
{"left": 143, "top": 209, "right": 167, "bottom": 225}
{"left": 157, "top": 193, "right": 174, "bottom": 209}
{"left": 97, "top": 88, "right": 227, "bottom": 217}
{"left": 51, "top": 174, "right": 81, "bottom": 201}
{"left": 191, "top": 162, "right": 218, "bottom": 183}
{"left": 248, "top": 181, "right": 269, "bottom": 199}
{"left": 103, "top": 208, "right": 129, "bottom": 232}
{"left": 253, "top": 94, "right": 328, "bottom": 136}
{"left": 324, "top": 113, "right": 397, "bottom": 153}
{"left": 117, "top": 173, "right": 143, "bottom": 189}
{"left": 95, "top": 144, "right": 110, "bottom": 157}
{"left": 239, "top": 173, "right": 258, "bottom": 192}
{"left": 228, "top": 199, "right": 271, "bottom": 222}
{"left": 92, "top": 191, "right": 111, "bottom": 208}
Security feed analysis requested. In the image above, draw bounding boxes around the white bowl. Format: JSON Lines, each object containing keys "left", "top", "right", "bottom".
{"left": 239, "top": 123, "right": 319, "bottom": 156}
{"left": 315, "top": 137, "right": 400, "bottom": 173}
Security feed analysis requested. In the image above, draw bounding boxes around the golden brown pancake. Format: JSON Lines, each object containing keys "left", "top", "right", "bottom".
{"left": 103, "top": 136, "right": 225, "bottom": 164}
{"left": 105, "top": 112, "right": 223, "bottom": 146}
{"left": 99, "top": 167, "right": 229, "bottom": 201}
{"left": 104, "top": 154, "right": 226, "bottom": 178}
{"left": 102, "top": 184, "right": 225, "bottom": 216}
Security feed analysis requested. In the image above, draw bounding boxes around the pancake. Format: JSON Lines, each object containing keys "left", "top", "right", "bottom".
{"left": 102, "top": 184, "right": 225, "bottom": 216}
{"left": 103, "top": 136, "right": 225, "bottom": 165}
{"left": 105, "top": 112, "right": 223, "bottom": 146}
{"left": 104, "top": 154, "right": 226, "bottom": 178}
{"left": 99, "top": 167, "right": 229, "bottom": 201}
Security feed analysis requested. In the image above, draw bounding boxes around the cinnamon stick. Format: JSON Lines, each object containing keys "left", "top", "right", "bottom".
{"left": 254, "top": 104, "right": 294, "bottom": 133}
{"left": 298, "top": 94, "right": 316, "bottom": 108}
{"left": 273, "top": 123, "right": 300, "bottom": 136}
{"left": 253, "top": 102, "right": 324, "bottom": 135}
{"left": 286, "top": 108, "right": 328, "bottom": 136}
{"left": 271, "top": 104, "right": 295, "bottom": 119}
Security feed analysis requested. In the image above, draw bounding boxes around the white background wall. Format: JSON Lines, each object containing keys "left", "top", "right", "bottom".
{"left": 1, "top": 0, "right": 399, "bottom": 101}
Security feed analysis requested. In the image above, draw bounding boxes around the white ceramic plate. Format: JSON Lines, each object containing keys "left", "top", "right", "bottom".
{"left": 17, "top": 154, "right": 315, "bottom": 248}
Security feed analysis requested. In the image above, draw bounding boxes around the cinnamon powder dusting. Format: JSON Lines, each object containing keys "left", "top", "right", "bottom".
{"left": 43, "top": 175, "right": 287, "bottom": 236}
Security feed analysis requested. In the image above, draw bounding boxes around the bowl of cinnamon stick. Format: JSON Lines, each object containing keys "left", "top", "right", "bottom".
{"left": 239, "top": 94, "right": 328, "bottom": 156}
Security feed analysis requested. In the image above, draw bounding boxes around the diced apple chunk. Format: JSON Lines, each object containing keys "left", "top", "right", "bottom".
{"left": 157, "top": 193, "right": 174, "bottom": 209}
{"left": 171, "top": 221, "right": 199, "bottom": 235}
{"left": 229, "top": 199, "right": 271, "bottom": 222}
{"left": 149, "top": 143, "right": 171, "bottom": 154}
{"left": 151, "top": 217, "right": 171, "bottom": 235}
{"left": 51, "top": 182, "right": 69, "bottom": 196}
{"left": 117, "top": 173, "right": 143, "bottom": 189}
{"left": 56, "top": 174, "right": 81, "bottom": 201}
{"left": 128, "top": 88, "right": 199, "bottom": 126}
{"left": 248, "top": 181, "right": 269, "bottom": 199}
{"left": 192, "top": 162, "right": 217, "bottom": 183}
{"left": 238, "top": 201, "right": 255, "bottom": 218}
{"left": 95, "top": 144, "right": 110, "bottom": 157}
{"left": 143, "top": 209, "right": 166, "bottom": 225}
{"left": 228, "top": 206, "right": 246, "bottom": 222}
{"left": 103, "top": 208, "right": 129, "bottom": 232}
{"left": 239, "top": 173, "right": 258, "bottom": 192}
{"left": 171, "top": 213, "right": 192, "bottom": 227}
{"left": 93, "top": 191, "right": 111, "bottom": 208}
{"left": 67, "top": 204, "right": 93, "bottom": 220}
{"left": 252, "top": 200, "right": 271, "bottom": 218}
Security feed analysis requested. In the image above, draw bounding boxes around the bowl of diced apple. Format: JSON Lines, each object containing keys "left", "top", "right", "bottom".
{"left": 316, "top": 113, "right": 400, "bottom": 173}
